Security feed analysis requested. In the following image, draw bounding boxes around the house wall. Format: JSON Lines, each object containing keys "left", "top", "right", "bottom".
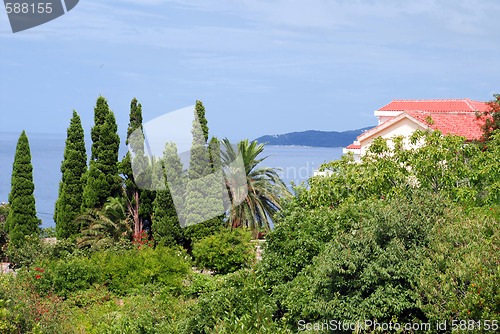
{"left": 374, "top": 110, "right": 402, "bottom": 125}
{"left": 378, "top": 116, "right": 394, "bottom": 124}
{"left": 360, "top": 117, "right": 425, "bottom": 155}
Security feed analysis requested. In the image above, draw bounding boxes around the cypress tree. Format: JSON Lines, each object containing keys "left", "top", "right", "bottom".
{"left": 183, "top": 101, "right": 224, "bottom": 241}
{"left": 187, "top": 101, "right": 212, "bottom": 180}
{"left": 120, "top": 98, "right": 155, "bottom": 235}
{"left": 195, "top": 100, "right": 209, "bottom": 143}
{"left": 54, "top": 111, "right": 87, "bottom": 239}
{"left": 6, "top": 131, "right": 40, "bottom": 247}
{"left": 152, "top": 142, "right": 185, "bottom": 246}
{"left": 208, "top": 136, "right": 222, "bottom": 171}
{"left": 82, "top": 96, "right": 121, "bottom": 209}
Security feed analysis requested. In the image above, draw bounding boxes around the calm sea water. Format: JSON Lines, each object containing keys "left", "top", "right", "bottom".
{"left": 0, "top": 132, "right": 343, "bottom": 228}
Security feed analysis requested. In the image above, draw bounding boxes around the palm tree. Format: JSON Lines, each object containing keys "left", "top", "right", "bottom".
{"left": 76, "top": 197, "right": 132, "bottom": 249}
{"left": 221, "top": 139, "right": 291, "bottom": 235}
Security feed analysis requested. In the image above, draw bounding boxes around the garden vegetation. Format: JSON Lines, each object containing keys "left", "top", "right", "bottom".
{"left": 0, "top": 95, "right": 499, "bottom": 333}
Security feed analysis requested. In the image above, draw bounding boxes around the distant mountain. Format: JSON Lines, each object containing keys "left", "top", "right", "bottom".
{"left": 255, "top": 126, "right": 374, "bottom": 148}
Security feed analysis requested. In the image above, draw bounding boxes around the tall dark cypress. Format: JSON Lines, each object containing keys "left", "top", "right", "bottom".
{"left": 120, "top": 98, "right": 155, "bottom": 235}
{"left": 54, "top": 111, "right": 87, "bottom": 239}
{"left": 195, "top": 100, "right": 209, "bottom": 143}
{"left": 183, "top": 101, "right": 224, "bottom": 241}
{"left": 187, "top": 101, "right": 212, "bottom": 180}
{"left": 6, "top": 131, "right": 40, "bottom": 247}
{"left": 152, "top": 142, "right": 185, "bottom": 246}
{"left": 82, "top": 96, "right": 121, "bottom": 209}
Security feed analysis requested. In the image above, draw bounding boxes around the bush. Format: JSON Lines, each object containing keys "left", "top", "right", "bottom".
{"left": 1, "top": 271, "right": 70, "bottom": 333}
{"left": 258, "top": 196, "right": 354, "bottom": 291}
{"left": 192, "top": 228, "right": 255, "bottom": 275}
{"left": 35, "top": 255, "right": 102, "bottom": 298}
{"left": 182, "top": 272, "right": 217, "bottom": 298}
{"left": 14, "top": 245, "right": 192, "bottom": 299}
{"left": 261, "top": 189, "right": 454, "bottom": 329}
{"left": 92, "top": 246, "right": 191, "bottom": 295}
{"left": 0, "top": 204, "right": 9, "bottom": 260}
{"left": 418, "top": 207, "right": 500, "bottom": 323}
{"left": 187, "top": 269, "right": 289, "bottom": 333}
{"left": 6, "top": 235, "right": 51, "bottom": 269}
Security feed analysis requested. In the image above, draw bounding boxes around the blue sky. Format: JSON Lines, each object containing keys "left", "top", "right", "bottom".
{"left": 1, "top": 0, "right": 500, "bottom": 141}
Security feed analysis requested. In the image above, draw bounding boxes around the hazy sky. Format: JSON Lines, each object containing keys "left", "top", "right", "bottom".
{"left": 1, "top": 0, "right": 499, "bottom": 141}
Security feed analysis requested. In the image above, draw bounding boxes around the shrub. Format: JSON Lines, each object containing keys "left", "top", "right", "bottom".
{"left": 92, "top": 246, "right": 191, "bottom": 295}
{"left": 0, "top": 298, "right": 20, "bottom": 334}
{"left": 6, "top": 235, "right": 51, "bottom": 269}
{"left": 16, "top": 246, "right": 191, "bottom": 299}
{"left": 1, "top": 270, "right": 71, "bottom": 333}
{"left": 41, "top": 256, "right": 102, "bottom": 298}
{"left": 192, "top": 228, "right": 255, "bottom": 275}
{"left": 261, "top": 189, "right": 452, "bottom": 329}
{"left": 418, "top": 207, "right": 500, "bottom": 323}
{"left": 187, "top": 269, "right": 289, "bottom": 333}
{"left": 0, "top": 204, "right": 9, "bottom": 260}
{"left": 182, "top": 272, "right": 217, "bottom": 298}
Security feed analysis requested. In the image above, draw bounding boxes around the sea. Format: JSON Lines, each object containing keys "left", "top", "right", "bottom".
{"left": 0, "top": 132, "right": 343, "bottom": 228}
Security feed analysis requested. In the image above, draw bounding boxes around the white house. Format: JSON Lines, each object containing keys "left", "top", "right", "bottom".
{"left": 343, "top": 99, "right": 490, "bottom": 160}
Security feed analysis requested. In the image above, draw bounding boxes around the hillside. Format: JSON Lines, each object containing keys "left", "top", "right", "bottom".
{"left": 255, "top": 126, "right": 373, "bottom": 147}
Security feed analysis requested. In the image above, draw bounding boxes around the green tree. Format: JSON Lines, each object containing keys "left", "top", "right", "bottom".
{"left": 5, "top": 131, "right": 40, "bottom": 247}
{"left": 314, "top": 130, "right": 480, "bottom": 209}
{"left": 119, "top": 98, "right": 155, "bottom": 236}
{"left": 195, "top": 99, "right": 209, "bottom": 143}
{"left": 152, "top": 142, "right": 185, "bottom": 247}
{"left": 221, "top": 139, "right": 290, "bottom": 235}
{"left": 278, "top": 192, "right": 440, "bottom": 326}
{"left": 76, "top": 197, "right": 132, "bottom": 249}
{"left": 187, "top": 101, "right": 212, "bottom": 180}
{"left": 54, "top": 111, "right": 87, "bottom": 239}
{"left": 183, "top": 101, "right": 225, "bottom": 242}
{"left": 418, "top": 206, "right": 500, "bottom": 324}
{"left": 82, "top": 96, "right": 121, "bottom": 209}
{"left": 477, "top": 94, "right": 500, "bottom": 141}
{"left": 187, "top": 269, "right": 287, "bottom": 333}
{"left": 473, "top": 130, "right": 500, "bottom": 204}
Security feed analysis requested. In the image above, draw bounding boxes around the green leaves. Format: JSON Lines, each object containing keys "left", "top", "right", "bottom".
{"left": 192, "top": 228, "right": 255, "bottom": 275}
{"left": 83, "top": 96, "right": 121, "bottom": 210}
{"left": 54, "top": 111, "right": 87, "bottom": 239}
{"left": 259, "top": 129, "right": 500, "bottom": 329}
{"left": 221, "top": 138, "right": 291, "bottom": 234}
{"left": 419, "top": 207, "right": 500, "bottom": 322}
{"left": 153, "top": 142, "right": 185, "bottom": 247}
{"left": 6, "top": 131, "right": 40, "bottom": 248}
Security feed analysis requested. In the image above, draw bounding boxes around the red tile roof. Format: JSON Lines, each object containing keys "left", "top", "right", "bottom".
{"left": 346, "top": 143, "right": 361, "bottom": 149}
{"left": 345, "top": 99, "right": 492, "bottom": 151}
{"left": 355, "top": 110, "right": 488, "bottom": 143}
{"left": 379, "top": 99, "right": 489, "bottom": 113}
{"left": 406, "top": 111, "right": 486, "bottom": 140}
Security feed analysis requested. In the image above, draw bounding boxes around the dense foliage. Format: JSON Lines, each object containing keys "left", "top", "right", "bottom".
{"left": 82, "top": 96, "right": 121, "bottom": 209}
{"left": 184, "top": 101, "right": 225, "bottom": 235}
{"left": 477, "top": 94, "right": 500, "bottom": 141}
{"left": 152, "top": 142, "right": 185, "bottom": 247}
{"left": 5, "top": 131, "right": 40, "bottom": 249}
{"left": 192, "top": 228, "right": 255, "bottom": 274}
{"left": 255, "top": 130, "right": 500, "bottom": 332}
{"left": 221, "top": 139, "right": 291, "bottom": 234}
{"left": 120, "top": 98, "right": 155, "bottom": 236}
{"left": 2, "top": 96, "right": 500, "bottom": 333}
{"left": 0, "top": 245, "right": 195, "bottom": 333}
{"left": 54, "top": 111, "right": 87, "bottom": 239}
